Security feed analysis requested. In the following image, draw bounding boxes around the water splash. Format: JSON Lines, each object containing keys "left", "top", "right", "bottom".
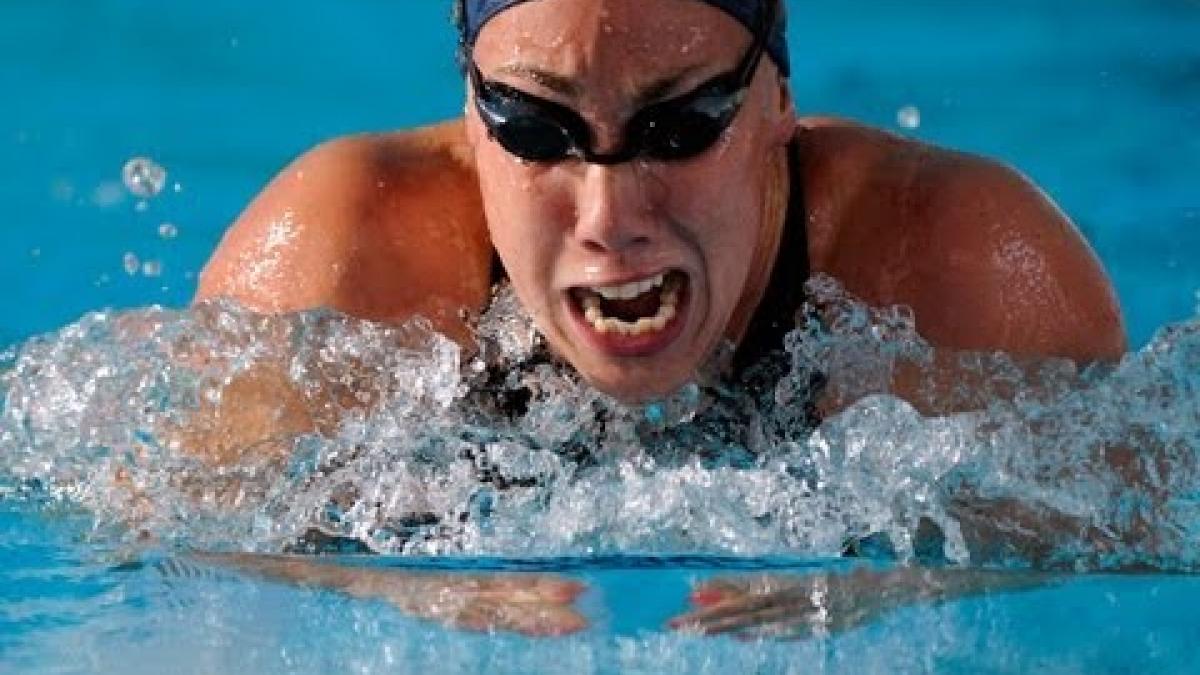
{"left": 1, "top": 279, "right": 1197, "bottom": 569}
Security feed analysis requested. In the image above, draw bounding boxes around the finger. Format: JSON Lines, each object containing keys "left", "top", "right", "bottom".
{"left": 669, "top": 591, "right": 796, "bottom": 631}
{"left": 674, "top": 597, "right": 813, "bottom": 636}
{"left": 733, "top": 613, "right": 820, "bottom": 642}
{"left": 514, "top": 576, "right": 586, "bottom": 604}
{"left": 731, "top": 600, "right": 878, "bottom": 642}
{"left": 690, "top": 575, "right": 800, "bottom": 605}
{"left": 473, "top": 575, "right": 586, "bottom": 604}
{"left": 455, "top": 601, "right": 589, "bottom": 637}
{"left": 511, "top": 605, "right": 589, "bottom": 637}
{"left": 689, "top": 580, "right": 743, "bottom": 607}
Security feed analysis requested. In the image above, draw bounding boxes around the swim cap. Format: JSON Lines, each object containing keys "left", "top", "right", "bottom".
{"left": 457, "top": 0, "right": 790, "bottom": 77}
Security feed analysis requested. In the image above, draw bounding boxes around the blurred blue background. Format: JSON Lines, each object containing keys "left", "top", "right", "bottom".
{"left": 1, "top": 0, "right": 1197, "bottom": 349}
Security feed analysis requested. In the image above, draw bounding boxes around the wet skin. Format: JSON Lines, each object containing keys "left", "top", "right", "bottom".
{"left": 198, "top": 2, "right": 1125, "bottom": 400}
{"left": 193, "top": 0, "right": 1127, "bottom": 637}
{"left": 462, "top": 0, "right": 798, "bottom": 401}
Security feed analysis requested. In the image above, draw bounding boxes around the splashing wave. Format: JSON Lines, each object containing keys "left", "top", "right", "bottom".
{"left": 2, "top": 277, "right": 1197, "bottom": 569}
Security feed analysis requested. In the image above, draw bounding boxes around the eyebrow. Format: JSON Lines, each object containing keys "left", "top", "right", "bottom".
{"left": 493, "top": 63, "right": 706, "bottom": 107}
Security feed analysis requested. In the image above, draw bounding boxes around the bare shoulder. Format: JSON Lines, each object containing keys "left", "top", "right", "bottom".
{"left": 795, "top": 117, "right": 1126, "bottom": 361}
{"left": 196, "top": 119, "right": 492, "bottom": 342}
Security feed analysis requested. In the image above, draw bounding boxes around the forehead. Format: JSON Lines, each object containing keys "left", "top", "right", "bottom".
{"left": 472, "top": 0, "right": 751, "bottom": 96}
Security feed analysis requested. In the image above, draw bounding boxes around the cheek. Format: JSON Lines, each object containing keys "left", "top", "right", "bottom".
{"left": 477, "top": 141, "right": 576, "bottom": 223}
{"left": 665, "top": 165, "right": 762, "bottom": 254}
{"left": 475, "top": 150, "right": 575, "bottom": 296}
{"left": 661, "top": 164, "right": 765, "bottom": 312}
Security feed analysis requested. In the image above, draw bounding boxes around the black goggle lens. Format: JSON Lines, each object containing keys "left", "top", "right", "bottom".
{"left": 628, "top": 89, "right": 742, "bottom": 160}
{"left": 474, "top": 75, "right": 743, "bottom": 164}
{"left": 469, "top": 0, "right": 775, "bottom": 164}
{"left": 490, "top": 114, "right": 574, "bottom": 162}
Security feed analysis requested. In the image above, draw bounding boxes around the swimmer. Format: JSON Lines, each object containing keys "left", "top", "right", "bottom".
{"left": 190, "top": 0, "right": 1127, "bottom": 636}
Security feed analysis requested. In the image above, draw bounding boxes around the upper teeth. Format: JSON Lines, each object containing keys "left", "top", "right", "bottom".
{"left": 589, "top": 272, "right": 666, "bottom": 300}
{"left": 579, "top": 272, "right": 682, "bottom": 337}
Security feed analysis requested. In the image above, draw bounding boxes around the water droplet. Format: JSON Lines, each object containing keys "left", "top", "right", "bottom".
{"left": 896, "top": 105, "right": 921, "bottom": 130}
{"left": 142, "top": 260, "right": 163, "bottom": 277}
{"left": 122, "top": 252, "right": 140, "bottom": 276}
{"left": 158, "top": 223, "right": 178, "bottom": 239}
{"left": 122, "top": 157, "right": 167, "bottom": 199}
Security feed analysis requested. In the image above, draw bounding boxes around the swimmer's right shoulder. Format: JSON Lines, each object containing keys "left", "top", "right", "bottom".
{"left": 196, "top": 119, "right": 493, "bottom": 342}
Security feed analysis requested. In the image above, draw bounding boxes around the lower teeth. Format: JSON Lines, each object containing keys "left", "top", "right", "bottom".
{"left": 582, "top": 286, "right": 678, "bottom": 336}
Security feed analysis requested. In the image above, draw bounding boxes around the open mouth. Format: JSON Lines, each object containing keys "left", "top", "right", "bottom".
{"left": 567, "top": 270, "right": 689, "bottom": 353}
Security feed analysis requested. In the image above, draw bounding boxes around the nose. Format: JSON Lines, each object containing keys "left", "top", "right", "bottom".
{"left": 573, "top": 162, "right": 662, "bottom": 255}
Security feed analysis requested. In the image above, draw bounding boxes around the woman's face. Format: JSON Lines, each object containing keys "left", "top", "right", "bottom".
{"left": 466, "top": 0, "right": 795, "bottom": 402}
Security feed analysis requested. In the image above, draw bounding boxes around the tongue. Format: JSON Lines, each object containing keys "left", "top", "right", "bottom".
{"left": 600, "top": 290, "right": 661, "bottom": 322}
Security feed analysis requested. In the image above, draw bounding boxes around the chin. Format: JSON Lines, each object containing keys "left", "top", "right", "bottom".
{"left": 576, "top": 362, "right": 692, "bottom": 404}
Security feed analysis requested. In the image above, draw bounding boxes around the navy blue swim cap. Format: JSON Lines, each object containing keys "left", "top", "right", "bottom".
{"left": 457, "top": 0, "right": 790, "bottom": 77}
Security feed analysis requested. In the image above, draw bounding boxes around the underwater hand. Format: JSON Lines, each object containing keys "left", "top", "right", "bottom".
{"left": 374, "top": 572, "right": 589, "bottom": 637}
{"left": 196, "top": 553, "right": 588, "bottom": 637}
{"left": 668, "top": 566, "right": 1054, "bottom": 640}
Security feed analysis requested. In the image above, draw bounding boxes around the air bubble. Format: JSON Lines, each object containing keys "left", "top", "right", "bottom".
{"left": 122, "top": 252, "right": 140, "bottom": 276}
{"left": 896, "top": 105, "right": 921, "bottom": 130}
{"left": 158, "top": 223, "right": 178, "bottom": 239}
{"left": 142, "top": 260, "right": 163, "bottom": 277}
{"left": 122, "top": 157, "right": 167, "bottom": 199}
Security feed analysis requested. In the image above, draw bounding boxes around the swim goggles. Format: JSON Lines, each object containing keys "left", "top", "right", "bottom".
{"left": 467, "top": 0, "right": 778, "bottom": 165}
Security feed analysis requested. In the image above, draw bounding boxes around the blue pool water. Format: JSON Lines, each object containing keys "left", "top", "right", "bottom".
{"left": 2, "top": 0, "right": 1200, "bottom": 672}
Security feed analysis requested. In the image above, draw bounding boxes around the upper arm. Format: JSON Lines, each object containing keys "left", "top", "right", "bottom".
{"left": 195, "top": 123, "right": 494, "bottom": 341}
{"left": 909, "top": 157, "right": 1127, "bottom": 362}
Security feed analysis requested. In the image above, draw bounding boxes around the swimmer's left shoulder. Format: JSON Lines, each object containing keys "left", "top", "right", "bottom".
{"left": 794, "top": 117, "right": 1059, "bottom": 231}
{"left": 794, "top": 118, "right": 1126, "bottom": 361}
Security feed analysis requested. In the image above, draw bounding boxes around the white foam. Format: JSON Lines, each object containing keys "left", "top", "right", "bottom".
{"left": 1, "top": 279, "right": 1198, "bottom": 569}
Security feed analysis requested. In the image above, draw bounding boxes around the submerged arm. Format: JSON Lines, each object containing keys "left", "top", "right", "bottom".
{"left": 189, "top": 552, "right": 588, "bottom": 636}
{"left": 670, "top": 565, "right": 1058, "bottom": 639}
